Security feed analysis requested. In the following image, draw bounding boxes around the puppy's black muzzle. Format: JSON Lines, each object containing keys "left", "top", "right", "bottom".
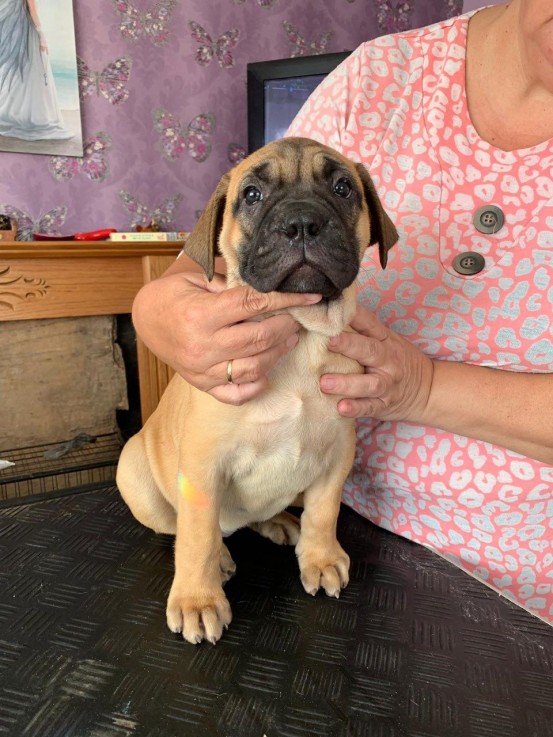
{"left": 239, "top": 198, "right": 360, "bottom": 300}
{"left": 280, "top": 203, "right": 327, "bottom": 241}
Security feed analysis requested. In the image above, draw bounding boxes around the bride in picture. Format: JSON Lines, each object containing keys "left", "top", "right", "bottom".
{"left": 0, "top": 0, "right": 73, "bottom": 141}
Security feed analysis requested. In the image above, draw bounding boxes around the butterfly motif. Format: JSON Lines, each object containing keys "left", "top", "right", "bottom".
{"left": 282, "top": 21, "right": 333, "bottom": 57}
{"left": 188, "top": 21, "right": 240, "bottom": 68}
{"left": 77, "top": 56, "right": 133, "bottom": 105}
{"left": 233, "top": 0, "right": 276, "bottom": 9}
{"left": 153, "top": 108, "right": 215, "bottom": 163}
{"left": 0, "top": 205, "right": 67, "bottom": 241}
{"left": 375, "top": 0, "right": 414, "bottom": 34}
{"left": 48, "top": 132, "right": 113, "bottom": 184}
{"left": 119, "top": 191, "right": 184, "bottom": 230}
{"left": 113, "top": 0, "right": 176, "bottom": 47}
{"left": 228, "top": 143, "right": 246, "bottom": 165}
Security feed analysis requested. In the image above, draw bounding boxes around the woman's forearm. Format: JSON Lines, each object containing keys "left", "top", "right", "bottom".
{"left": 26, "top": 0, "right": 41, "bottom": 28}
{"left": 423, "top": 361, "right": 553, "bottom": 465}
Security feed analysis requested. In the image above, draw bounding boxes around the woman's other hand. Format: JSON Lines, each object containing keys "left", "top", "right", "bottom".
{"left": 320, "top": 304, "right": 434, "bottom": 421}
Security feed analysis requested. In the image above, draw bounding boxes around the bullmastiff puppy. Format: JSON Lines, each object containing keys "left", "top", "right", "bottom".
{"left": 117, "top": 136, "right": 397, "bottom": 644}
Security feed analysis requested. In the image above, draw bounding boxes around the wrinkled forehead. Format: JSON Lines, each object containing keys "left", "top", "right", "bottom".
{"left": 228, "top": 137, "right": 356, "bottom": 196}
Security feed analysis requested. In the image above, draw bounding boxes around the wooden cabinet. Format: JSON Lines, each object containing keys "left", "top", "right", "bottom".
{"left": 0, "top": 240, "right": 182, "bottom": 423}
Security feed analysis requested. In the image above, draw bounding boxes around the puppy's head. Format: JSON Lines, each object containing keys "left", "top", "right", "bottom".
{"left": 185, "top": 137, "right": 397, "bottom": 330}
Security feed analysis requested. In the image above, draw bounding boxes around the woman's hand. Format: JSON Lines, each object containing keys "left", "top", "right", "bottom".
{"left": 320, "top": 304, "right": 434, "bottom": 421}
{"left": 132, "top": 269, "right": 321, "bottom": 404}
{"left": 321, "top": 304, "right": 553, "bottom": 464}
{"left": 38, "top": 30, "right": 48, "bottom": 53}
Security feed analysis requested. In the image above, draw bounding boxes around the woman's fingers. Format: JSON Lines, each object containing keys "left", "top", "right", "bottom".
{"left": 194, "top": 331, "right": 300, "bottom": 392}
{"left": 320, "top": 371, "right": 390, "bottom": 399}
{"left": 132, "top": 268, "right": 323, "bottom": 402}
{"left": 222, "top": 333, "right": 300, "bottom": 385}
{"left": 322, "top": 328, "right": 395, "bottom": 417}
{"left": 327, "top": 331, "right": 387, "bottom": 369}
{"left": 215, "top": 313, "right": 302, "bottom": 362}
{"left": 334, "top": 398, "right": 385, "bottom": 419}
{"left": 209, "top": 377, "right": 270, "bottom": 405}
{"left": 349, "top": 304, "right": 389, "bottom": 340}
{"left": 179, "top": 312, "right": 302, "bottom": 391}
{"left": 137, "top": 272, "right": 307, "bottom": 356}
{"left": 207, "top": 285, "right": 321, "bottom": 332}
{"left": 322, "top": 312, "right": 434, "bottom": 422}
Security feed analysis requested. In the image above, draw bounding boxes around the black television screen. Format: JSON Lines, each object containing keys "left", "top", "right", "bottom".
{"left": 247, "top": 51, "right": 350, "bottom": 153}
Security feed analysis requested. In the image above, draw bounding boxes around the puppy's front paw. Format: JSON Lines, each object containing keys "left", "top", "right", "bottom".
{"left": 166, "top": 584, "right": 232, "bottom": 645}
{"left": 297, "top": 542, "right": 350, "bottom": 598}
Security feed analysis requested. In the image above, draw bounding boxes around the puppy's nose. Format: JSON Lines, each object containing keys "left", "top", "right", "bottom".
{"left": 283, "top": 209, "right": 326, "bottom": 240}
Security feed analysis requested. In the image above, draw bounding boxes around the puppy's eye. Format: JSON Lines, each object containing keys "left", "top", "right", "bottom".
{"left": 244, "top": 185, "right": 262, "bottom": 205}
{"left": 333, "top": 178, "right": 352, "bottom": 198}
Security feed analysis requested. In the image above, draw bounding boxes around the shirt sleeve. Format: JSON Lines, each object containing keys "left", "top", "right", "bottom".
{"left": 286, "top": 33, "right": 419, "bottom": 172}
{"left": 286, "top": 45, "right": 364, "bottom": 154}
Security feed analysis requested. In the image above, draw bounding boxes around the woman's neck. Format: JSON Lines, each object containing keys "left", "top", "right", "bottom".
{"left": 465, "top": 1, "right": 553, "bottom": 151}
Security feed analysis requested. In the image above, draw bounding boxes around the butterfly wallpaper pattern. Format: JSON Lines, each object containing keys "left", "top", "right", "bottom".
{"left": 48, "top": 132, "right": 113, "bottom": 183}
{"left": 0, "top": 0, "right": 464, "bottom": 238}
{"left": 119, "top": 190, "right": 183, "bottom": 229}
{"left": 77, "top": 57, "right": 133, "bottom": 105}
{"left": 188, "top": 21, "right": 241, "bottom": 68}
{"left": 153, "top": 108, "right": 216, "bottom": 162}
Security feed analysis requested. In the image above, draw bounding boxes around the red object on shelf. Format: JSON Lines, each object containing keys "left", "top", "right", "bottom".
{"left": 74, "top": 229, "right": 117, "bottom": 241}
{"left": 33, "top": 229, "right": 117, "bottom": 242}
{"left": 33, "top": 233, "right": 74, "bottom": 241}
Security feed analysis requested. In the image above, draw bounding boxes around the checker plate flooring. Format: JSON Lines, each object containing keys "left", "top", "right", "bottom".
{"left": 0, "top": 487, "right": 551, "bottom": 737}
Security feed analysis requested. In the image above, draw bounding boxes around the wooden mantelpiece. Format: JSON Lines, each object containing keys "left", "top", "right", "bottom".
{"left": 0, "top": 240, "right": 183, "bottom": 423}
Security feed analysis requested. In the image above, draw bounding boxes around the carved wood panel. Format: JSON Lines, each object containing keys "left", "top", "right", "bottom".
{"left": 0, "top": 266, "right": 50, "bottom": 311}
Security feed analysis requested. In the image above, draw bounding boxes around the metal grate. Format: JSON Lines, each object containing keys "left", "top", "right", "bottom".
{"left": 0, "top": 433, "right": 122, "bottom": 503}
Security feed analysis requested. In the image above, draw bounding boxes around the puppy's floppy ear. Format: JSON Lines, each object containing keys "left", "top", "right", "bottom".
{"left": 184, "top": 172, "right": 230, "bottom": 280}
{"left": 355, "top": 163, "right": 398, "bottom": 269}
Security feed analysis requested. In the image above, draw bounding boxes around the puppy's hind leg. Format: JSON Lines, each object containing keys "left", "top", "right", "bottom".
{"left": 249, "top": 510, "right": 301, "bottom": 546}
{"left": 117, "top": 433, "right": 177, "bottom": 535}
{"left": 220, "top": 542, "right": 237, "bottom": 584}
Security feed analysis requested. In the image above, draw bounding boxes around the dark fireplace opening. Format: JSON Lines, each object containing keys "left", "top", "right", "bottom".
{"left": 115, "top": 313, "right": 142, "bottom": 442}
{"left": 0, "top": 314, "right": 143, "bottom": 507}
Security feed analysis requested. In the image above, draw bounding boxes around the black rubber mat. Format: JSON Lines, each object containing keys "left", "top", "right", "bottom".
{"left": 0, "top": 487, "right": 552, "bottom": 737}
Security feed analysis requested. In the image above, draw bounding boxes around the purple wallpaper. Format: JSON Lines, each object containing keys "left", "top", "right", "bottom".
{"left": 0, "top": 0, "right": 463, "bottom": 238}
{"left": 462, "top": 0, "right": 499, "bottom": 10}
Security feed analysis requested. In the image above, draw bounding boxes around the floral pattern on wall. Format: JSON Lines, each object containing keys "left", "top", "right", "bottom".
{"left": 0, "top": 0, "right": 463, "bottom": 238}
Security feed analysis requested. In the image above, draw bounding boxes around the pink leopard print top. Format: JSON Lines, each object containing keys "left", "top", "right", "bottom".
{"left": 288, "top": 12, "right": 553, "bottom": 624}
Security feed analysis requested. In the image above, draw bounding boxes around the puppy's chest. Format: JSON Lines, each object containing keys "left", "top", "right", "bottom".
{"left": 246, "top": 336, "right": 353, "bottom": 449}
{"left": 227, "top": 383, "right": 341, "bottom": 508}
{"left": 222, "top": 337, "right": 359, "bottom": 504}
{"left": 243, "top": 378, "right": 338, "bottom": 457}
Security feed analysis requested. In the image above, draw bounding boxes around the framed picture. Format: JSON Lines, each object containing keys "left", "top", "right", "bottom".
{"left": 0, "top": 0, "right": 83, "bottom": 157}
